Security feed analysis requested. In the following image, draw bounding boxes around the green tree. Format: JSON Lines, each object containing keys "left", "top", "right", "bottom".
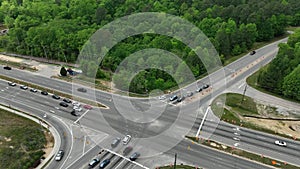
{"left": 60, "top": 67, "right": 67, "bottom": 76}
{"left": 282, "top": 65, "right": 300, "bottom": 100}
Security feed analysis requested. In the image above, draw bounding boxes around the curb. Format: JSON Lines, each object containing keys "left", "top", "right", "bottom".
{"left": 0, "top": 104, "right": 61, "bottom": 169}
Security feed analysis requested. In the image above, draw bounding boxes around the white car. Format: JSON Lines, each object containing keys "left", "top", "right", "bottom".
{"left": 72, "top": 101, "right": 81, "bottom": 107}
{"left": 73, "top": 107, "right": 82, "bottom": 112}
{"left": 274, "top": 140, "right": 287, "bottom": 147}
{"left": 158, "top": 95, "right": 166, "bottom": 100}
{"left": 122, "top": 135, "right": 132, "bottom": 145}
{"left": 55, "top": 150, "right": 64, "bottom": 161}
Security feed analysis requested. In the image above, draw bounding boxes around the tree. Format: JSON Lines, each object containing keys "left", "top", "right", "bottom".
{"left": 282, "top": 65, "right": 300, "bottom": 100}
{"left": 60, "top": 67, "right": 67, "bottom": 76}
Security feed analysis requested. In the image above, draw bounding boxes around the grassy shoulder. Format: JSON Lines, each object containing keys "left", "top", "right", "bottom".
{"left": 186, "top": 136, "right": 299, "bottom": 169}
{"left": 211, "top": 93, "right": 300, "bottom": 141}
{"left": 0, "top": 108, "right": 47, "bottom": 169}
{"left": 0, "top": 59, "right": 37, "bottom": 72}
{"left": 0, "top": 74, "right": 107, "bottom": 109}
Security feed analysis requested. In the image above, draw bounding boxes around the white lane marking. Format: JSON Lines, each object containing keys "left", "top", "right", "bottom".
{"left": 238, "top": 82, "right": 245, "bottom": 89}
{"left": 234, "top": 142, "right": 240, "bottom": 147}
{"left": 74, "top": 110, "right": 89, "bottom": 124}
{"left": 82, "top": 136, "right": 86, "bottom": 155}
{"left": 114, "top": 159, "right": 125, "bottom": 169}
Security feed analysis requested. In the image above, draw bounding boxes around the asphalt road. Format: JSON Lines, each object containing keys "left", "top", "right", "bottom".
{"left": 1, "top": 37, "right": 299, "bottom": 168}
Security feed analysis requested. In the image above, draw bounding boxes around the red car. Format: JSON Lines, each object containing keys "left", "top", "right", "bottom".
{"left": 83, "top": 104, "right": 93, "bottom": 110}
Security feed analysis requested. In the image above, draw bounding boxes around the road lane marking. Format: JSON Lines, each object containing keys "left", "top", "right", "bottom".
{"left": 74, "top": 110, "right": 89, "bottom": 124}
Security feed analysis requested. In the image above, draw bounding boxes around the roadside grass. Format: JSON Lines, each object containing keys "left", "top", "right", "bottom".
{"left": 0, "top": 108, "right": 46, "bottom": 169}
{"left": 0, "top": 75, "right": 106, "bottom": 108}
{"left": 212, "top": 93, "right": 300, "bottom": 141}
{"left": 186, "top": 136, "right": 299, "bottom": 169}
{"left": 0, "top": 59, "right": 37, "bottom": 72}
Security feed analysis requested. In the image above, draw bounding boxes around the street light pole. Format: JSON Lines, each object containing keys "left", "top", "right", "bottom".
{"left": 174, "top": 153, "right": 177, "bottom": 169}
{"left": 241, "top": 84, "right": 248, "bottom": 104}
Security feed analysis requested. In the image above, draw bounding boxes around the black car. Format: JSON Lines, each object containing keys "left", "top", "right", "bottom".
{"left": 52, "top": 94, "right": 60, "bottom": 100}
{"left": 88, "top": 158, "right": 100, "bottom": 168}
{"left": 8, "top": 82, "right": 16, "bottom": 86}
{"left": 20, "top": 85, "right": 28, "bottom": 90}
{"left": 3, "top": 66, "right": 12, "bottom": 70}
{"left": 250, "top": 50, "right": 256, "bottom": 55}
{"left": 41, "top": 91, "right": 48, "bottom": 95}
{"left": 70, "top": 109, "right": 79, "bottom": 116}
{"left": 129, "top": 152, "right": 140, "bottom": 161}
{"left": 59, "top": 102, "right": 68, "bottom": 107}
{"left": 77, "top": 87, "right": 87, "bottom": 93}
{"left": 169, "top": 95, "right": 178, "bottom": 101}
{"left": 30, "top": 88, "right": 38, "bottom": 93}
{"left": 177, "top": 97, "right": 184, "bottom": 102}
{"left": 63, "top": 98, "right": 71, "bottom": 103}
{"left": 99, "top": 159, "right": 110, "bottom": 169}
{"left": 203, "top": 84, "right": 210, "bottom": 89}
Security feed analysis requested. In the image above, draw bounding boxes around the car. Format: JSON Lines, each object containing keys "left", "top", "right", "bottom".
{"left": 158, "top": 95, "right": 166, "bottom": 100}
{"left": 63, "top": 98, "right": 71, "bottom": 103}
{"left": 3, "top": 66, "right": 12, "bottom": 70}
{"left": 59, "top": 102, "right": 68, "bottom": 107}
{"left": 83, "top": 104, "right": 93, "bottom": 110}
{"left": 169, "top": 95, "right": 178, "bottom": 101}
{"left": 55, "top": 107, "right": 60, "bottom": 110}
{"left": 129, "top": 152, "right": 140, "bottom": 161}
{"left": 55, "top": 150, "right": 64, "bottom": 161}
{"left": 71, "top": 109, "right": 79, "bottom": 116}
{"left": 73, "top": 107, "right": 82, "bottom": 112}
{"left": 176, "top": 97, "right": 184, "bottom": 102}
{"left": 30, "top": 88, "right": 38, "bottom": 93}
{"left": 20, "top": 85, "right": 28, "bottom": 90}
{"left": 122, "top": 135, "right": 131, "bottom": 145}
{"left": 185, "top": 91, "right": 193, "bottom": 97}
{"left": 196, "top": 87, "right": 203, "bottom": 92}
{"left": 250, "top": 50, "right": 256, "bottom": 55}
{"left": 72, "top": 101, "right": 81, "bottom": 107}
{"left": 88, "top": 158, "right": 100, "bottom": 168}
{"left": 77, "top": 87, "right": 87, "bottom": 93}
{"left": 52, "top": 94, "right": 60, "bottom": 100}
{"left": 99, "top": 159, "right": 110, "bottom": 168}
{"left": 123, "top": 146, "right": 133, "bottom": 155}
{"left": 202, "top": 84, "right": 210, "bottom": 89}
{"left": 49, "top": 110, "right": 55, "bottom": 113}
{"left": 41, "top": 91, "right": 48, "bottom": 95}
{"left": 274, "top": 140, "right": 287, "bottom": 147}
{"left": 8, "top": 82, "right": 16, "bottom": 86}
{"left": 233, "top": 137, "right": 240, "bottom": 141}
{"left": 111, "top": 137, "right": 121, "bottom": 148}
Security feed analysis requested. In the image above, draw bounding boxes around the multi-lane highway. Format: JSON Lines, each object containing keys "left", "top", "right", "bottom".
{"left": 1, "top": 36, "right": 300, "bottom": 169}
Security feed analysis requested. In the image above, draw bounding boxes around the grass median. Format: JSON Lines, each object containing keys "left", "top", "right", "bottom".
{"left": 0, "top": 74, "right": 107, "bottom": 109}
{"left": 0, "top": 108, "right": 47, "bottom": 169}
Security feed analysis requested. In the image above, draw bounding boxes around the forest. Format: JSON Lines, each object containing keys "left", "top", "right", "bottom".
{"left": 1, "top": 0, "right": 300, "bottom": 94}
{"left": 258, "top": 29, "right": 300, "bottom": 101}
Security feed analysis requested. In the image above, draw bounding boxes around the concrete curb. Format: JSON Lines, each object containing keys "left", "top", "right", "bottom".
{"left": 0, "top": 104, "right": 61, "bottom": 169}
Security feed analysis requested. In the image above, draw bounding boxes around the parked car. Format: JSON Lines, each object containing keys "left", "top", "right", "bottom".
{"left": 8, "top": 82, "right": 16, "bottom": 86}
{"left": 185, "top": 91, "right": 193, "bottom": 97}
{"left": 63, "top": 98, "right": 71, "bottom": 103}
{"left": 59, "top": 102, "right": 68, "bottom": 107}
{"left": 177, "top": 97, "right": 184, "bottom": 102}
{"left": 202, "top": 84, "right": 210, "bottom": 89}
{"left": 77, "top": 87, "right": 87, "bottom": 93}
{"left": 83, "top": 104, "right": 93, "bottom": 110}
{"left": 158, "top": 95, "right": 166, "bottom": 100}
{"left": 111, "top": 137, "right": 121, "bottom": 148}
{"left": 3, "top": 66, "right": 12, "bottom": 70}
{"left": 99, "top": 159, "right": 110, "bottom": 168}
{"left": 88, "top": 158, "right": 100, "bottom": 168}
{"left": 55, "top": 150, "right": 64, "bottom": 161}
{"left": 250, "top": 50, "right": 256, "bottom": 55}
{"left": 70, "top": 109, "right": 79, "bottom": 116}
{"left": 52, "top": 94, "right": 60, "bottom": 100}
{"left": 20, "top": 85, "right": 28, "bottom": 90}
{"left": 129, "top": 152, "right": 140, "bottom": 161}
{"left": 30, "top": 88, "right": 38, "bottom": 93}
{"left": 122, "top": 135, "right": 132, "bottom": 145}
{"left": 41, "top": 91, "right": 48, "bottom": 95}
{"left": 275, "top": 140, "right": 287, "bottom": 147}
{"left": 123, "top": 146, "right": 133, "bottom": 155}
{"left": 73, "top": 106, "right": 82, "bottom": 112}
{"left": 169, "top": 95, "right": 178, "bottom": 101}
{"left": 72, "top": 101, "right": 81, "bottom": 107}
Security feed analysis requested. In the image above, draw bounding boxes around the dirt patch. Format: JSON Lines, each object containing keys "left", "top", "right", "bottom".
{"left": 0, "top": 54, "right": 23, "bottom": 63}
{"left": 42, "top": 131, "right": 54, "bottom": 159}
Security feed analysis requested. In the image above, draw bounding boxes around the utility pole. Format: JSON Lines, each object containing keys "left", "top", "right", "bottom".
{"left": 241, "top": 84, "right": 248, "bottom": 104}
{"left": 174, "top": 153, "right": 177, "bottom": 169}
